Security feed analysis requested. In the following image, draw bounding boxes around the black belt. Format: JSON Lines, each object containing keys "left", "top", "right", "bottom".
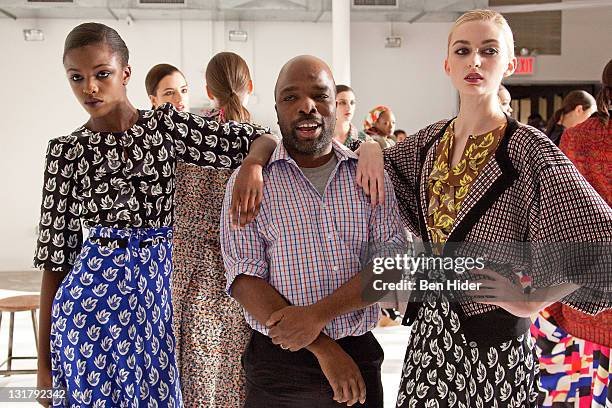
{"left": 402, "top": 300, "right": 530, "bottom": 348}
{"left": 89, "top": 237, "right": 163, "bottom": 249}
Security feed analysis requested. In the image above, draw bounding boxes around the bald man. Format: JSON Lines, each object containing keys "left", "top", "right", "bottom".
{"left": 220, "top": 56, "right": 405, "bottom": 407}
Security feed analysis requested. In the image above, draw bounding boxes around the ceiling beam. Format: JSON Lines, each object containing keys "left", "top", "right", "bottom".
{"left": 490, "top": 0, "right": 612, "bottom": 13}
{"left": 425, "top": 0, "right": 461, "bottom": 11}
{"left": 219, "top": 0, "right": 253, "bottom": 8}
{"left": 408, "top": 10, "right": 426, "bottom": 22}
{"left": 107, "top": 7, "right": 119, "bottom": 19}
{"left": 220, "top": 0, "right": 307, "bottom": 9}
{"left": 0, "top": 8, "right": 17, "bottom": 19}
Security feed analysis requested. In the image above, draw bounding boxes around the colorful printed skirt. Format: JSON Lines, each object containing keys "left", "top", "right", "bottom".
{"left": 50, "top": 226, "right": 182, "bottom": 407}
{"left": 532, "top": 311, "right": 612, "bottom": 407}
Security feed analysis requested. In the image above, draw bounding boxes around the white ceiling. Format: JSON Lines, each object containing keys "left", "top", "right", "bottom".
{"left": 0, "top": 0, "right": 487, "bottom": 22}
{"left": 0, "top": 0, "right": 611, "bottom": 22}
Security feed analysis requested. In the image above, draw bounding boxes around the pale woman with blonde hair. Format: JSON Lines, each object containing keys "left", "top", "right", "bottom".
{"left": 358, "top": 9, "right": 612, "bottom": 407}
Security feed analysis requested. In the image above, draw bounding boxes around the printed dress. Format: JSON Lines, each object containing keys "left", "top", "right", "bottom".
{"left": 396, "top": 122, "right": 539, "bottom": 408}
{"left": 532, "top": 307, "right": 612, "bottom": 407}
{"left": 172, "top": 109, "right": 254, "bottom": 407}
{"left": 34, "top": 104, "right": 265, "bottom": 408}
{"left": 384, "top": 118, "right": 612, "bottom": 408}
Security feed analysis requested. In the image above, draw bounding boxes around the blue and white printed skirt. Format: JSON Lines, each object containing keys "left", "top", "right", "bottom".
{"left": 50, "top": 226, "right": 182, "bottom": 408}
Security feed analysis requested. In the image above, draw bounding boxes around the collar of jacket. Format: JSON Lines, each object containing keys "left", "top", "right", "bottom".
{"left": 414, "top": 115, "right": 520, "bottom": 256}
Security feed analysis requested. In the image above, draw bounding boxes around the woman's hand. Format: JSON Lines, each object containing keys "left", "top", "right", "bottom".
{"left": 36, "top": 366, "right": 52, "bottom": 407}
{"left": 466, "top": 269, "right": 581, "bottom": 318}
{"left": 355, "top": 140, "right": 385, "bottom": 207}
{"left": 231, "top": 158, "right": 263, "bottom": 228}
{"left": 465, "top": 269, "right": 542, "bottom": 318}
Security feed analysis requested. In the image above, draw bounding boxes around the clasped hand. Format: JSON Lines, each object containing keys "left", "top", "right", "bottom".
{"left": 266, "top": 305, "right": 328, "bottom": 351}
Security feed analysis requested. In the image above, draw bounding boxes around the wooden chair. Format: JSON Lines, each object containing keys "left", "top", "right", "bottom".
{"left": 0, "top": 294, "right": 39, "bottom": 375}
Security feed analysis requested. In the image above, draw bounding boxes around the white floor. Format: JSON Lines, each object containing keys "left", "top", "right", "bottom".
{"left": 0, "top": 286, "right": 410, "bottom": 407}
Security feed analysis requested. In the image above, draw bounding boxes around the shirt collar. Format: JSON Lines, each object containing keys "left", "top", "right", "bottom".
{"left": 268, "top": 138, "right": 358, "bottom": 168}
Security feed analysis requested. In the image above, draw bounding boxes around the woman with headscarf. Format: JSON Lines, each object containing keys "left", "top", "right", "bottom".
{"left": 363, "top": 105, "right": 397, "bottom": 149}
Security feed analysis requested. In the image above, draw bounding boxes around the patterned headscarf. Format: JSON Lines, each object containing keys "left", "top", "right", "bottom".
{"left": 363, "top": 105, "right": 390, "bottom": 133}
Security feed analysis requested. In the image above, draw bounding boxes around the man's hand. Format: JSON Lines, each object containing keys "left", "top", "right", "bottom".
{"left": 312, "top": 338, "right": 367, "bottom": 406}
{"left": 231, "top": 158, "right": 263, "bottom": 228}
{"left": 266, "top": 305, "right": 328, "bottom": 351}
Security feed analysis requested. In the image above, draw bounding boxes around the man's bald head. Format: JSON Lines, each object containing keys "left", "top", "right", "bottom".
{"left": 274, "top": 55, "right": 335, "bottom": 101}
{"left": 274, "top": 55, "right": 337, "bottom": 157}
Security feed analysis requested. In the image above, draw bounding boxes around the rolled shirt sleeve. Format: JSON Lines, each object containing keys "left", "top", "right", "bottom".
{"left": 220, "top": 169, "right": 269, "bottom": 295}
{"left": 367, "top": 171, "right": 409, "bottom": 262}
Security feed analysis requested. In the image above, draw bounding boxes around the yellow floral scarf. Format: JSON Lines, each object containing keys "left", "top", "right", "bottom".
{"left": 427, "top": 120, "right": 506, "bottom": 250}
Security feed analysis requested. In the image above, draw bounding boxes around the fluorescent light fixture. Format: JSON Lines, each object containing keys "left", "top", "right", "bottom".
{"left": 385, "top": 36, "right": 402, "bottom": 48}
{"left": 229, "top": 30, "right": 248, "bottom": 42}
{"left": 23, "top": 29, "right": 44, "bottom": 41}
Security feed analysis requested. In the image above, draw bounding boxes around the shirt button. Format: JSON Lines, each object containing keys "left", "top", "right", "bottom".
{"left": 326, "top": 233, "right": 334, "bottom": 240}
{"left": 332, "top": 265, "right": 339, "bottom": 272}
{"left": 469, "top": 341, "right": 477, "bottom": 348}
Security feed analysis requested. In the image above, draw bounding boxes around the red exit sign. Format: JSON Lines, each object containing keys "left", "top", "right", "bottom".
{"left": 515, "top": 57, "right": 535, "bottom": 75}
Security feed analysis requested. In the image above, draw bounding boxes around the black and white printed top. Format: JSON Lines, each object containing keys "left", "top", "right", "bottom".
{"left": 34, "top": 103, "right": 267, "bottom": 273}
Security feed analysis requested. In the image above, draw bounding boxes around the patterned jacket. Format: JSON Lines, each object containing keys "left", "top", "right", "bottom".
{"left": 384, "top": 117, "right": 612, "bottom": 323}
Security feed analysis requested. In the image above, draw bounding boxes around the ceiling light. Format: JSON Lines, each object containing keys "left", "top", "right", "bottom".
{"left": 229, "top": 30, "right": 248, "bottom": 42}
{"left": 23, "top": 29, "right": 44, "bottom": 41}
{"left": 385, "top": 36, "right": 402, "bottom": 48}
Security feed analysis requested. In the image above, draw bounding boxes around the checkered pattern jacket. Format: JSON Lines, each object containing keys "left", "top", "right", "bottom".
{"left": 385, "top": 117, "right": 612, "bottom": 317}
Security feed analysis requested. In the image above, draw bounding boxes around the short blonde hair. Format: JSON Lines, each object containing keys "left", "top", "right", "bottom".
{"left": 448, "top": 9, "right": 515, "bottom": 59}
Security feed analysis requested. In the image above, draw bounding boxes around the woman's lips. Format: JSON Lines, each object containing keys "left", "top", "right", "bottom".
{"left": 464, "top": 73, "right": 484, "bottom": 84}
{"left": 84, "top": 98, "right": 103, "bottom": 108}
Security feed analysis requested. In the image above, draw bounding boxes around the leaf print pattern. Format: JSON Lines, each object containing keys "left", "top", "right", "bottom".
{"left": 35, "top": 103, "right": 267, "bottom": 273}
{"left": 426, "top": 120, "right": 505, "bottom": 248}
{"left": 50, "top": 226, "right": 180, "bottom": 407}
{"left": 396, "top": 291, "right": 539, "bottom": 408}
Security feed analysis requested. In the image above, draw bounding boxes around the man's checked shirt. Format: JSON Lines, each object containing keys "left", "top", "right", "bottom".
{"left": 220, "top": 140, "right": 406, "bottom": 339}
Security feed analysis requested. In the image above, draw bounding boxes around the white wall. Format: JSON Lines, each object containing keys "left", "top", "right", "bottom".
{"left": 0, "top": 17, "right": 339, "bottom": 272}
{"left": 1, "top": 6, "right": 610, "bottom": 271}
{"left": 351, "top": 21, "right": 457, "bottom": 134}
